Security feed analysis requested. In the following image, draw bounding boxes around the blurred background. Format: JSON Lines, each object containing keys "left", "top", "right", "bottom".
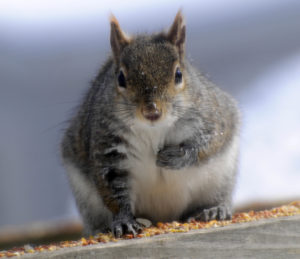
{"left": 0, "top": 0, "right": 299, "bottom": 240}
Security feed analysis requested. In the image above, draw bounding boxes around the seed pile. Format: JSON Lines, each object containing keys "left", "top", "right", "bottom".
{"left": 1, "top": 201, "right": 299, "bottom": 258}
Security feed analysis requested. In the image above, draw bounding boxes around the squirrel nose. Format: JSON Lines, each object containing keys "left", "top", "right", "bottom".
{"left": 142, "top": 102, "right": 162, "bottom": 121}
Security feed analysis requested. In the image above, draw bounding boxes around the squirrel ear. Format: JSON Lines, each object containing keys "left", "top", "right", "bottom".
{"left": 110, "top": 14, "right": 130, "bottom": 62}
{"left": 167, "top": 10, "right": 186, "bottom": 58}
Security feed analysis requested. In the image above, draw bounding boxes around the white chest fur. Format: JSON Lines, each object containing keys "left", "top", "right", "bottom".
{"left": 125, "top": 120, "right": 238, "bottom": 223}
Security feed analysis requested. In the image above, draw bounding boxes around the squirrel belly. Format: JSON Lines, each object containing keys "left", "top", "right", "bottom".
{"left": 126, "top": 121, "right": 239, "bottom": 223}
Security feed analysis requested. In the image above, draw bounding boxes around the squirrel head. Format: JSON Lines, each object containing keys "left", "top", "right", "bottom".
{"left": 110, "top": 11, "right": 186, "bottom": 125}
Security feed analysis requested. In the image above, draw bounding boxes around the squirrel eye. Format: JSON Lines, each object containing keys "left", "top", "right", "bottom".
{"left": 175, "top": 67, "right": 182, "bottom": 84}
{"left": 118, "top": 70, "right": 126, "bottom": 88}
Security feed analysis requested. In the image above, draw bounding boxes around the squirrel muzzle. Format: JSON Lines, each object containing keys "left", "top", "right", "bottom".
{"left": 141, "top": 102, "right": 162, "bottom": 122}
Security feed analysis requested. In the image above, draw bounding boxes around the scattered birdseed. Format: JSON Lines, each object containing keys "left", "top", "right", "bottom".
{"left": 0, "top": 201, "right": 299, "bottom": 258}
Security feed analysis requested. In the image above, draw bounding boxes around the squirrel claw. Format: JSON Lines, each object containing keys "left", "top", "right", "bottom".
{"left": 189, "top": 205, "right": 232, "bottom": 222}
{"left": 112, "top": 217, "right": 143, "bottom": 238}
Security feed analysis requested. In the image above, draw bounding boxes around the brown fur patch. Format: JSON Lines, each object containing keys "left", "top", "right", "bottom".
{"left": 110, "top": 15, "right": 131, "bottom": 62}
{"left": 96, "top": 174, "right": 120, "bottom": 214}
{"left": 166, "top": 10, "right": 186, "bottom": 58}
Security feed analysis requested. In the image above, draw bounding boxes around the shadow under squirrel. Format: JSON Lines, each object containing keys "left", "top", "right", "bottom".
{"left": 61, "top": 11, "right": 240, "bottom": 237}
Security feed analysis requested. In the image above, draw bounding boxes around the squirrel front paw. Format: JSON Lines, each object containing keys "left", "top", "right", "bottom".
{"left": 156, "top": 143, "right": 198, "bottom": 170}
{"left": 185, "top": 205, "right": 232, "bottom": 222}
{"left": 111, "top": 214, "right": 143, "bottom": 238}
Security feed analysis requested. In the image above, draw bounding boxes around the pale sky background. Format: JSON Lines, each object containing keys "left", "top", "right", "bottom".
{"left": 236, "top": 54, "right": 300, "bottom": 204}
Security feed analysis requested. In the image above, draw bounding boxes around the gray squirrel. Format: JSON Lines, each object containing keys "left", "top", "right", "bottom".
{"left": 61, "top": 11, "right": 240, "bottom": 237}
